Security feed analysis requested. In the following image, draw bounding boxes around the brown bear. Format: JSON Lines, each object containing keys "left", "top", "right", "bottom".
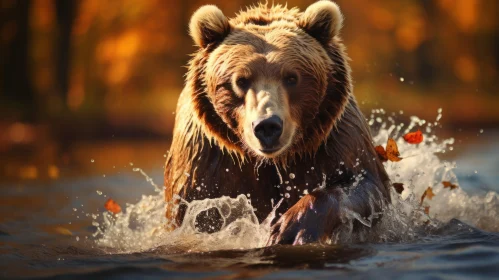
{"left": 164, "top": 1, "right": 391, "bottom": 245}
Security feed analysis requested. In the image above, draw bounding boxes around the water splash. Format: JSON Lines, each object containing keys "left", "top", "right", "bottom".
{"left": 93, "top": 110, "right": 499, "bottom": 253}
{"left": 369, "top": 109, "right": 499, "bottom": 240}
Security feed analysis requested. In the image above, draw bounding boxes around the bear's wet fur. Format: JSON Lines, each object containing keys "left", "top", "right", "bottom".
{"left": 164, "top": 1, "right": 390, "bottom": 245}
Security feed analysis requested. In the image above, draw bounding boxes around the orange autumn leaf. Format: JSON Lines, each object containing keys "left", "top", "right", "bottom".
{"left": 420, "top": 187, "right": 435, "bottom": 205}
{"left": 53, "top": 226, "right": 73, "bottom": 236}
{"left": 442, "top": 181, "right": 458, "bottom": 190}
{"left": 425, "top": 187, "right": 435, "bottom": 200}
{"left": 392, "top": 183, "right": 404, "bottom": 194}
{"left": 105, "top": 198, "right": 122, "bottom": 214}
{"left": 375, "top": 138, "right": 402, "bottom": 162}
{"left": 375, "top": 145, "right": 388, "bottom": 162}
{"left": 403, "top": 130, "right": 424, "bottom": 144}
{"left": 386, "top": 138, "right": 402, "bottom": 162}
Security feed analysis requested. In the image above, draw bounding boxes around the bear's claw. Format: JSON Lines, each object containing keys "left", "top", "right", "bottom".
{"left": 267, "top": 191, "right": 339, "bottom": 245}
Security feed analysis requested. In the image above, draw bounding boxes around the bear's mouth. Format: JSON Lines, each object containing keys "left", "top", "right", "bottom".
{"left": 259, "top": 147, "right": 281, "bottom": 154}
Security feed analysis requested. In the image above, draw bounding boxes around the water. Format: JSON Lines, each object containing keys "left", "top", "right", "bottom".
{"left": 1, "top": 112, "right": 499, "bottom": 279}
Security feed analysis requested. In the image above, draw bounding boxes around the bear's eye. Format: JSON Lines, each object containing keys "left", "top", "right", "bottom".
{"left": 236, "top": 77, "right": 250, "bottom": 90}
{"left": 284, "top": 74, "right": 298, "bottom": 87}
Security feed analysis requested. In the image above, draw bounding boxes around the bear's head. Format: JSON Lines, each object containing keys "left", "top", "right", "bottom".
{"left": 187, "top": 1, "right": 352, "bottom": 163}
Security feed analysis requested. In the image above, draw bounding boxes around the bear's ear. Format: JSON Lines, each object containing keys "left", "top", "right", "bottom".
{"left": 189, "top": 5, "right": 231, "bottom": 48}
{"left": 299, "top": 1, "right": 343, "bottom": 44}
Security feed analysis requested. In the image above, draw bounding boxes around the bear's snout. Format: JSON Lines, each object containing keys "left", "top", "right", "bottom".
{"left": 252, "top": 115, "right": 283, "bottom": 152}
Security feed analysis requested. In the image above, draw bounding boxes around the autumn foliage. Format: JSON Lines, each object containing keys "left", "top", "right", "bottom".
{"left": 392, "top": 183, "right": 405, "bottom": 194}
{"left": 380, "top": 131, "right": 459, "bottom": 219}
{"left": 375, "top": 138, "right": 402, "bottom": 162}
{"left": 104, "top": 198, "right": 122, "bottom": 214}
{"left": 420, "top": 187, "right": 435, "bottom": 205}
{"left": 442, "top": 181, "right": 459, "bottom": 190}
{"left": 403, "top": 130, "right": 424, "bottom": 144}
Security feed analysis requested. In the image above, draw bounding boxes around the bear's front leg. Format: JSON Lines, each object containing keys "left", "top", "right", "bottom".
{"left": 267, "top": 180, "right": 387, "bottom": 245}
{"left": 267, "top": 189, "right": 341, "bottom": 245}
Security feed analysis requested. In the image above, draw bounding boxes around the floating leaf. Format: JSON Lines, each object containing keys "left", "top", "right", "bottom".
{"left": 375, "top": 138, "right": 402, "bottom": 162}
{"left": 375, "top": 145, "right": 388, "bottom": 162}
{"left": 403, "top": 129, "right": 423, "bottom": 144}
{"left": 386, "top": 138, "right": 402, "bottom": 162}
{"left": 420, "top": 187, "right": 435, "bottom": 205}
{"left": 442, "top": 181, "right": 458, "bottom": 190}
{"left": 105, "top": 198, "right": 122, "bottom": 214}
{"left": 392, "top": 183, "right": 404, "bottom": 194}
{"left": 54, "top": 226, "right": 72, "bottom": 236}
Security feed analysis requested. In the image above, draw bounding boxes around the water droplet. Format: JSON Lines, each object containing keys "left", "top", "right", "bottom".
{"left": 196, "top": 187, "right": 201, "bottom": 191}
{"left": 96, "top": 190, "right": 102, "bottom": 195}
{"left": 284, "top": 193, "right": 290, "bottom": 198}
{"left": 284, "top": 181, "right": 289, "bottom": 184}
{"left": 90, "top": 159, "right": 95, "bottom": 163}
{"left": 76, "top": 236, "right": 79, "bottom": 241}
{"left": 73, "top": 208, "right": 77, "bottom": 212}
{"left": 247, "top": 193, "right": 250, "bottom": 197}
{"left": 226, "top": 169, "right": 229, "bottom": 172}
{"left": 102, "top": 174, "right": 106, "bottom": 178}
{"left": 400, "top": 77, "right": 404, "bottom": 82}
{"left": 311, "top": 167, "right": 315, "bottom": 170}
{"left": 286, "top": 186, "right": 291, "bottom": 191}
{"left": 289, "top": 173, "right": 295, "bottom": 179}
{"left": 480, "top": 129, "right": 484, "bottom": 134}
{"left": 340, "top": 161, "right": 344, "bottom": 165}
{"left": 474, "top": 170, "right": 478, "bottom": 174}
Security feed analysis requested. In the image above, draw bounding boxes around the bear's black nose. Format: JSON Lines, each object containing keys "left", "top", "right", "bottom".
{"left": 252, "top": 115, "right": 283, "bottom": 150}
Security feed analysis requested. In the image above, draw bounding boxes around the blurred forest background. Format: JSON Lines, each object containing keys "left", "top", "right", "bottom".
{"left": 1, "top": 0, "right": 498, "bottom": 181}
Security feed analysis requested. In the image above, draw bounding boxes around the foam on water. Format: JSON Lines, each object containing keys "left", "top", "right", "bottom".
{"left": 371, "top": 109, "right": 499, "bottom": 235}
{"left": 93, "top": 110, "right": 499, "bottom": 253}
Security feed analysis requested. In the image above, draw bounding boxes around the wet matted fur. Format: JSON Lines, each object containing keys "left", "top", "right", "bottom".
{"left": 164, "top": 1, "right": 391, "bottom": 244}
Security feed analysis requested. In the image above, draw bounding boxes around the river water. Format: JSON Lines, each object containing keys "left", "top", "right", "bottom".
{"left": 1, "top": 112, "right": 499, "bottom": 279}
